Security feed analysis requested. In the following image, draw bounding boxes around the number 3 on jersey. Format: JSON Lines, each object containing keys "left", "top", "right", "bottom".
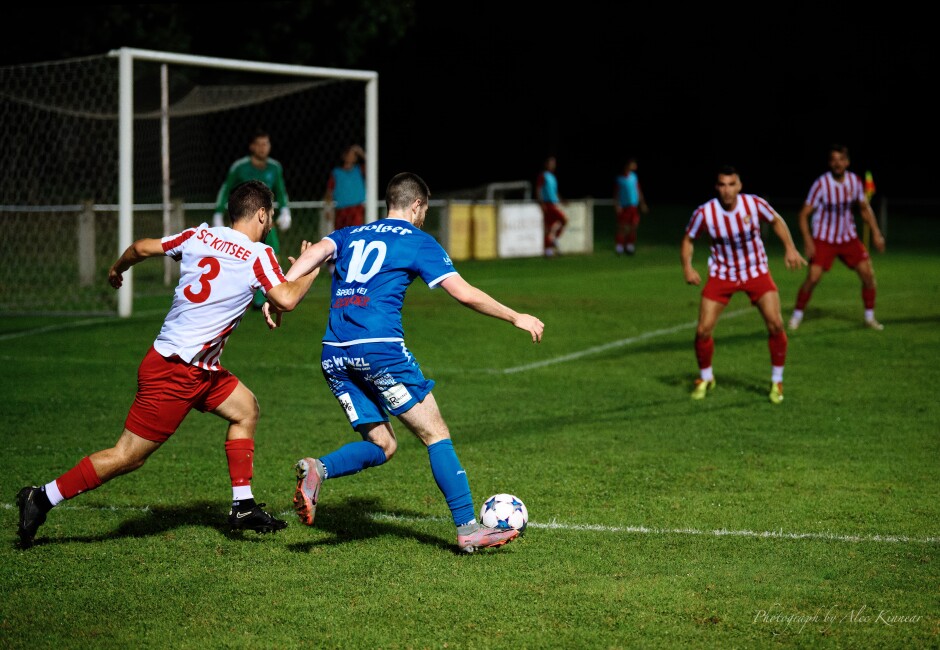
{"left": 344, "top": 240, "right": 386, "bottom": 283}
{"left": 184, "top": 257, "right": 221, "bottom": 303}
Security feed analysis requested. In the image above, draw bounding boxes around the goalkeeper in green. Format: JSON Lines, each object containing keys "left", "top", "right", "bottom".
{"left": 213, "top": 128, "right": 292, "bottom": 308}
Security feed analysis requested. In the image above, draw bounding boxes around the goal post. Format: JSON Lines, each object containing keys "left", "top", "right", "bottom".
{"left": 0, "top": 47, "right": 378, "bottom": 317}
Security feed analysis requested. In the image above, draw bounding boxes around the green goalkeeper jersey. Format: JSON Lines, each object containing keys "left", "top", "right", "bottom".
{"left": 214, "top": 156, "right": 290, "bottom": 215}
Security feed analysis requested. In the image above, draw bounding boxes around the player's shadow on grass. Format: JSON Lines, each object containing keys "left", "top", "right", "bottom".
{"left": 793, "top": 307, "right": 940, "bottom": 330}
{"left": 656, "top": 373, "right": 775, "bottom": 402}
{"left": 20, "top": 500, "right": 258, "bottom": 548}
{"left": 285, "top": 497, "right": 457, "bottom": 554}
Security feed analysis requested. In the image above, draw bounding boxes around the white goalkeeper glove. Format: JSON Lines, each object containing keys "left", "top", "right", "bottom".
{"left": 212, "top": 212, "right": 224, "bottom": 228}
{"left": 277, "top": 207, "right": 292, "bottom": 231}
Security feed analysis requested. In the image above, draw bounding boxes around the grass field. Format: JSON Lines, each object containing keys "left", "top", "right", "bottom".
{"left": 1, "top": 205, "right": 938, "bottom": 648}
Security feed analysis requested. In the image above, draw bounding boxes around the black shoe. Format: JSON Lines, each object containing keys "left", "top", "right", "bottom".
{"left": 228, "top": 503, "right": 287, "bottom": 534}
{"left": 17, "top": 486, "right": 49, "bottom": 547}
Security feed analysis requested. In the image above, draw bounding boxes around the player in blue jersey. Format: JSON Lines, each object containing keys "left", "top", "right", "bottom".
{"left": 264, "top": 172, "right": 545, "bottom": 553}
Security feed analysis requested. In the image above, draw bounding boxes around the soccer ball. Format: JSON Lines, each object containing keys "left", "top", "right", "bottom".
{"left": 479, "top": 493, "right": 528, "bottom": 532}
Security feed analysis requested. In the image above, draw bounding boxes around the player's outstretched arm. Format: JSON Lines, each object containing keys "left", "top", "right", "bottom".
{"left": 265, "top": 244, "right": 320, "bottom": 314}
{"left": 108, "top": 238, "right": 165, "bottom": 289}
{"left": 439, "top": 274, "right": 544, "bottom": 343}
{"left": 263, "top": 239, "right": 334, "bottom": 329}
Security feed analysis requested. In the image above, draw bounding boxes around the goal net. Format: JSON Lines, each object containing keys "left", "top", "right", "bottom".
{"left": 0, "top": 48, "right": 377, "bottom": 316}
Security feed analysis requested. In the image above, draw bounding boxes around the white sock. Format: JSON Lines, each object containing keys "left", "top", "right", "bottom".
{"left": 791, "top": 310, "right": 803, "bottom": 322}
{"left": 700, "top": 367, "right": 714, "bottom": 382}
{"left": 864, "top": 309, "right": 875, "bottom": 321}
{"left": 457, "top": 520, "right": 479, "bottom": 534}
{"left": 45, "top": 480, "right": 64, "bottom": 507}
{"left": 771, "top": 366, "right": 784, "bottom": 384}
{"left": 232, "top": 485, "right": 254, "bottom": 502}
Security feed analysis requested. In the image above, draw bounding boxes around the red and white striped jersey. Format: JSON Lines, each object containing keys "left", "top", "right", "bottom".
{"left": 154, "top": 223, "right": 286, "bottom": 370}
{"left": 685, "top": 194, "right": 777, "bottom": 281}
{"left": 805, "top": 171, "right": 864, "bottom": 243}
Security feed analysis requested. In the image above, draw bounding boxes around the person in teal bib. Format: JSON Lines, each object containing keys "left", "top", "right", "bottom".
{"left": 213, "top": 129, "right": 292, "bottom": 308}
{"left": 323, "top": 144, "right": 366, "bottom": 229}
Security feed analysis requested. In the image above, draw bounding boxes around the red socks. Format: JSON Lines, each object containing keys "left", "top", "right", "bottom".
{"left": 862, "top": 287, "right": 876, "bottom": 310}
{"left": 56, "top": 456, "right": 102, "bottom": 500}
{"left": 225, "top": 439, "right": 254, "bottom": 487}
{"left": 695, "top": 336, "right": 714, "bottom": 369}
{"left": 768, "top": 331, "right": 788, "bottom": 366}
{"left": 795, "top": 288, "right": 812, "bottom": 311}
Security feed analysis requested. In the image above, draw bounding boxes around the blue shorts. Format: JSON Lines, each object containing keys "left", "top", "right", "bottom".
{"left": 320, "top": 341, "right": 435, "bottom": 428}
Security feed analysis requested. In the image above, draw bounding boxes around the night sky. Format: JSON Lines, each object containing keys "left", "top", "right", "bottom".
{"left": 5, "top": 4, "right": 937, "bottom": 206}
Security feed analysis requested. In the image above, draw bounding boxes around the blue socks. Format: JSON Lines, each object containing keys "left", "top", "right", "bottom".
{"left": 428, "top": 439, "right": 475, "bottom": 526}
{"left": 319, "top": 438, "right": 475, "bottom": 528}
{"left": 321, "top": 440, "right": 387, "bottom": 479}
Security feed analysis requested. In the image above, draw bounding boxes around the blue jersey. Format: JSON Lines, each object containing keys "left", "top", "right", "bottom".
{"left": 616, "top": 171, "right": 640, "bottom": 208}
{"left": 323, "top": 219, "right": 457, "bottom": 345}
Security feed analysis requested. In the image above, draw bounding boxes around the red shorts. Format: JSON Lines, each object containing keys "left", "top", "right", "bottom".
{"left": 335, "top": 205, "right": 365, "bottom": 229}
{"left": 702, "top": 273, "right": 778, "bottom": 306}
{"left": 617, "top": 206, "right": 640, "bottom": 227}
{"left": 811, "top": 238, "right": 869, "bottom": 271}
{"left": 124, "top": 346, "right": 239, "bottom": 443}
{"left": 541, "top": 203, "right": 567, "bottom": 228}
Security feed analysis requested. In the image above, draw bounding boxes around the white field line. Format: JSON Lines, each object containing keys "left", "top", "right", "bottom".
{"left": 501, "top": 308, "right": 750, "bottom": 374}
{"left": 372, "top": 513, "right": 940, "bottom": 545}
{"left": 0, "top": 310, "right": 167, "bottom": 342}
{"left": 4, "top": 503, "right": 936, "bottom": 545}
{"left": 1, "top": 309, "right": 751, "bottom": 374}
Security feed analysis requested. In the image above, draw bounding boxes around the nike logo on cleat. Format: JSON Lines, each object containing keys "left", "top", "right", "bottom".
{"left": 235, "top": 511, "right": 253, "bottom": 519}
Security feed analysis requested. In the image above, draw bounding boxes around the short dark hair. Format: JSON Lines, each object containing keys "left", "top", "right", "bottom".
{"left": 228, "top": 180, "right": 273, "bottom": 222}
{"left": 717, "top": 164, "right": 739, "bottom": 178}
{"left": 385, "top": 172, "right": 430, "bottom": 212}
{"left": 251, "top": 128, "right": 270, "bottom": 143}
{"left": 829, "top": 143, "right": 850, "bottom": 157}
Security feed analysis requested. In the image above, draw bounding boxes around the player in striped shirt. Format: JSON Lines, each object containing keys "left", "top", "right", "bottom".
{"left": 16, "top": 180, "right": 319, "bottom": 547}
{"left": 788, "top": 144, "right": 886, "bottom": 331}
{"left": 681, "top": 166, "right": 807, "bottom": 404}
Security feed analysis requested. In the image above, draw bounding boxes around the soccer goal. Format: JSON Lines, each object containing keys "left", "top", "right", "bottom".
{"left": 0, "top": 47, "right": 378, "bottom": 317}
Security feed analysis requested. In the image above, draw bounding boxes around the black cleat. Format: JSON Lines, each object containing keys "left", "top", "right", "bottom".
{"left": 228, "top": 503, "right": 287, "bottom": 534}
{"left": 17, "top": 486, "right": 49, "bottom": 547}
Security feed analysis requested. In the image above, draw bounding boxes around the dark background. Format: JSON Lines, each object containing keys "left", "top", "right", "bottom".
{"left": 5, "top": 3, "right": 937, "bottom": 205}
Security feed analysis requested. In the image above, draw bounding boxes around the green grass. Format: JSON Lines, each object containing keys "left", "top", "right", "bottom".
{"left": 1, "top": 207, "right": 938, "bottom": 648}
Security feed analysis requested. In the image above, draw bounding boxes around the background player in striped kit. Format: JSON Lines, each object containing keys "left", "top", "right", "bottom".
{"left": 681, "top": 166, "right": 807, "bottom": 404}
{"left": 323, "top": 143, "right": 367, "bottom": 229}
{"left": 788, "top": 144, "right": 886, "bottom": 331}
{"left": 265, "top": 172, "right": 544, "bottom": 553}
{"left": 16, "top": 180, "right": 318, "bottom": 547}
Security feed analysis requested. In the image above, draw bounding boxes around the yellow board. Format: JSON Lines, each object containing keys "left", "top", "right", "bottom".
{"left": 471, "top": 204, "right": 498, "bottom": 260}
{"left": 446, "top": 203, "right": 472, "bottom": 261}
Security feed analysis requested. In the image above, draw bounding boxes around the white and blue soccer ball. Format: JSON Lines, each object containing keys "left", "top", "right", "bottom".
{"left": 479, "top": 493, "right": 528, "bottom": 532}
